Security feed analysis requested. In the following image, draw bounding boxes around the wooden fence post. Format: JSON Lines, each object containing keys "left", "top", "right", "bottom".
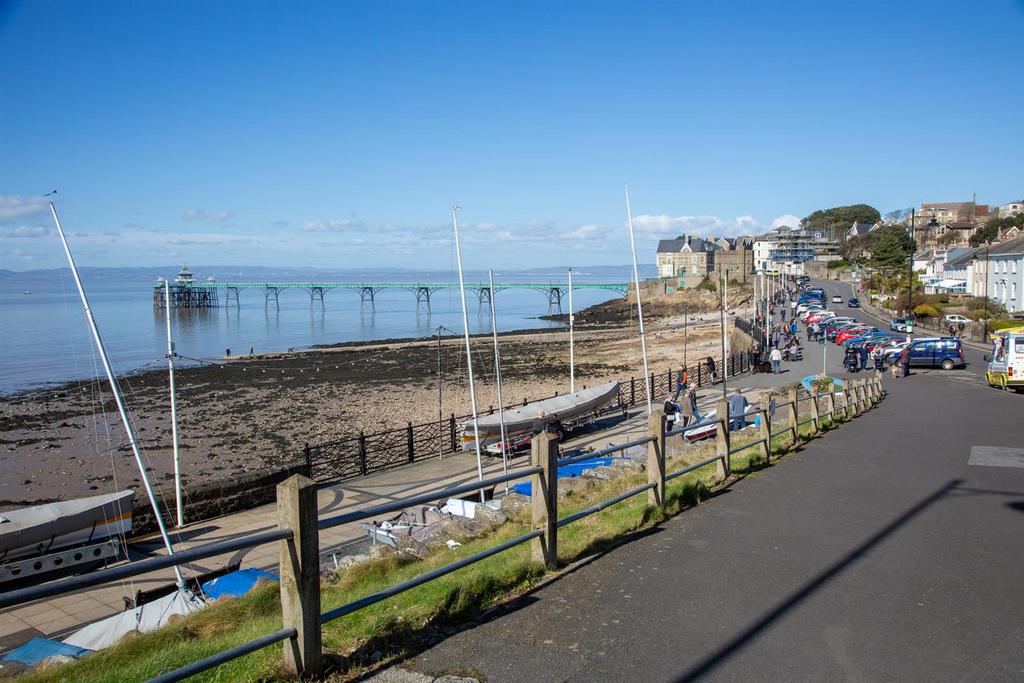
{"left": 647, "top": 413, "right": 666, "bottom": 506}
{"left": 715, "top": 398, "right": 731, "bottom": 479}
{"left": 788, "top": 386, "right": 799, "bottom": 445}
{"left": 277, "top": 474, "right": 322, "bottom": 677}
{"left": 826, "top": 391, "right": 836, "bottom": 421}
{"left": 810, "top": 391, "right": 820, "bottom": 434}
{"left": 530, "top": 431, "right": 558, "bottom": 569}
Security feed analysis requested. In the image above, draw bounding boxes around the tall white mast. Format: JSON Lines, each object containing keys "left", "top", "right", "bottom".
{"left": 164, "top": 281, "right": 184, "bottom": 528}
{"left": 624, "top": 184, "right": 652, "bottom": 415}
{"left": 487, "top": 270, "right": 509, "bottom": 494}
{"left": 568, "top": 267, "right": 575, "bottom": 395}
{"left": 452, "top": 205, "right": 485, "bottom": 501}
{"left": 50, "top": 201, "right": 185, "bottom": 588}
{"left": 723, "top": 271, "right": 729, "bottom": 383}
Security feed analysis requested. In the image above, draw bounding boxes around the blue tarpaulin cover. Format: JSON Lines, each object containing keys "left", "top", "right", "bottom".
{"left": 512, "top": 456, "right": 616, "bottom": 496}
{"left": 2, "top": 637, "right": 91, "bottom": 666}
{"left": 201, "top": 568, "right": 279, "bottom": 600}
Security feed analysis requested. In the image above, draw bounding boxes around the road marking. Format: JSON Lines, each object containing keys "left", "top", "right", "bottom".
{"left": 968, "top": 446, "right": 1024, "bottom": 469}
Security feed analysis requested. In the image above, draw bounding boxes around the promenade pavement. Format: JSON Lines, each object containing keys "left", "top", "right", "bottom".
{"left": 402, "top": 286, "right": 1024, "bottom": 681}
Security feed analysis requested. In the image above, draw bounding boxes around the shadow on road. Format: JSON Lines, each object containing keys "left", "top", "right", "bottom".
{"left": 673, "top": 478, "right": 965, "bottom": 682}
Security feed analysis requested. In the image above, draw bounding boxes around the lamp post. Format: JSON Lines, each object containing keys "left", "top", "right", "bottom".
{"left": 983, "top": 241, "right": 990, "bottom": 341}
{"left": 907, "top": 209, "right": 915, "bottom": 314}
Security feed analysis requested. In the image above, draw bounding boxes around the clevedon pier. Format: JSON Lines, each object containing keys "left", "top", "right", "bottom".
{"left": 154, "top": 266, "right": 629, "bottom": 314}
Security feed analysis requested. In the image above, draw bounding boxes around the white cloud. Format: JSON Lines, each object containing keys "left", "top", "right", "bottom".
{"left": 771, "top": 214, "right": 802, "bottom": 229}
{"left": 632, "top": 214, "right": 762, "bottom": 238}
{"left": 299, "top": 220, "right": 360, "bottom": 232}
{"left": 563, "top": 224, "right": 608, "bottom": 241}
{"left": 182, "top": 209, "right": 234, "bottom": 222}
{"left": 0, "top": 195, "right": 49, "bottom": 222}
{"left": 0, "top": 225, "right": 50, "bottom": 239}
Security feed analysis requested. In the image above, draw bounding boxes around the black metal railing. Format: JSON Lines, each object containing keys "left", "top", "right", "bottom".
{"left": 305, "top": 343, "right": 753, "bottom": 484}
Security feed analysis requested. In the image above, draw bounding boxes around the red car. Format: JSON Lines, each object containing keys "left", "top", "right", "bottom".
{"left": 835, "top": 327, "right": 874, "bottom": 344}
{"left": 804, "top": 312, "right": 833, "bottom": 324}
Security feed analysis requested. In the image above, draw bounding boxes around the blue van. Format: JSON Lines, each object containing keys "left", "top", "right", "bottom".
{"left": 906, "top": 337, "right": 966, "bottom": 370}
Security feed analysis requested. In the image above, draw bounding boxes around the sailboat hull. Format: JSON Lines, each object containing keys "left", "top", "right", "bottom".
{"left": 461, "top": 381, "right": 620, "bottom": 448}
{"left": 0, "top": 490, "right": 134, "bottom": 562}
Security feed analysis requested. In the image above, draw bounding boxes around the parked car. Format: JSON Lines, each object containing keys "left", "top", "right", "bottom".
{"left": 836, "top": 327, "right": 876, "bottom": 345}
{"left": 826, "top": 323, "right": 861, "bottom": 341}
{"left": 905, "top": 337, "right": 966, "bottom": 370}
{"left": 942, "top": 314, "right": 971, "bottom": 326}
{"left": 831, "top": 295, "right": 843, "bottom": 304}
{"left": 890, "top": 317, "right": 915, "bottom": 333}
{"left": 804, "top": 311, "right": 835, "bottom": 324}
{"left": 848, "top": 298, "right": 860, "bottom": 307}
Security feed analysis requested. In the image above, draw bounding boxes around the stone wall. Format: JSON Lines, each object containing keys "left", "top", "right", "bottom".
{"left": 132, "top": 462, "right": 310, "bottom": 534}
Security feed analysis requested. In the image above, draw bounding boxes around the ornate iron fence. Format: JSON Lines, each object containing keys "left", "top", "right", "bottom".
{"left": 306, "top": 330, "right": 754, "bottom": 484}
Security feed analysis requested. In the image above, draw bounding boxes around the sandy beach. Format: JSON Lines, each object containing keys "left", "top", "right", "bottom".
{"left": 1, "top": 292, "right": 749, "bottom": 508}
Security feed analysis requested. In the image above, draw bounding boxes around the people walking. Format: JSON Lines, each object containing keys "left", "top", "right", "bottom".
{"left": 706, "top": 356, "right": 717, "bottom": 383}
{"left": 770, "top": 346, "right": 782, "bottom": 374}
{"left": 899, "top": 346, "right": 911, "bottom": 377}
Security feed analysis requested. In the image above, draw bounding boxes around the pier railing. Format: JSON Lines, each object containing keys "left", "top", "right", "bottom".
{"left": 305, "top": 349, "right": 753, "bottom": 483}
{"left": 0, "top": 374, "right": 884, "bottom": 682}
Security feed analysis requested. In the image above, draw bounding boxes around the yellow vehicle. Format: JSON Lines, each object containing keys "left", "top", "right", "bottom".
{"left": 985, "top": 330, "right": 1024, "bottom": 392}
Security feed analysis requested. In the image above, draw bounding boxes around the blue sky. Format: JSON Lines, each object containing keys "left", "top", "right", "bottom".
{"left": 1, "top": 0, "right": 1022, "bottom": 271}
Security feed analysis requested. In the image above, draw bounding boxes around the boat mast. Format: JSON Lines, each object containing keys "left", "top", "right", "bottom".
{"left": 451, "top": 205, "right": 485, "bottom": 502}
{"left": 624, "top": 184, "right": 652, "bottom": 415}
{"left": 487, "top": 270, "right": 509, "bottom": 494}
{"left": 49, "top": 201, "right": 185, "bottom": 588}
{"left": 164, "top": 281, "right": 184, "bottom": 528}
{"left": 568, "top": 267, "right": 575, "bottom": 395}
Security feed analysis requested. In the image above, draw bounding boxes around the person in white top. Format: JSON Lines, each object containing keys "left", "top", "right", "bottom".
{"left": 769, "top": 347, "right": 783, "bottom": 374}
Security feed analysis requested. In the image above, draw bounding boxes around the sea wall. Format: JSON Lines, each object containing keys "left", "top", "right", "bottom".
{"left": 132, "top": 462, "right": 310, "bottom": 534}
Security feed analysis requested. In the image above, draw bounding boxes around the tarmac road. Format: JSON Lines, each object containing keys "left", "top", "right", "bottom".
{"left": 406, "top": 307, "right": 1024, "bottom": 681}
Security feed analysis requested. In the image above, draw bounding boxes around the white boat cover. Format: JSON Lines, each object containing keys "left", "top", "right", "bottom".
{"left": 63, "top": 589, "right": 205, "bottom": 651}
{"left": 0, "top": 490, "right": 134, "bottom": 557}
{"left": 462, "top": 381, "right": 619, "bottom": 447}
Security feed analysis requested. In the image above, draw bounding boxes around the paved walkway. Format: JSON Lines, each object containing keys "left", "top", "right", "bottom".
{"left": 407, "top": 331, "right": 1024, "bottom": 681}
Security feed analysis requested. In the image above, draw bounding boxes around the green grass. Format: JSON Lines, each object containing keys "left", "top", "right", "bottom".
{"left": 23, "top": 392, "right": 879, "bottom": 683}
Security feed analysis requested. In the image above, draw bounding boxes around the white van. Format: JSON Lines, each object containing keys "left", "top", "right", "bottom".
{"left": 986, "top": 331, "right": 1024, "bottom": 393}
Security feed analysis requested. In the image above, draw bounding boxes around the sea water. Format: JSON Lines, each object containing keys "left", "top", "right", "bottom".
{"left": 0, "top": 266, "right": 647, "bottom": 394}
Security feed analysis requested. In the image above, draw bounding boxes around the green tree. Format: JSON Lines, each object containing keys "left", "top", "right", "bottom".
{"left": 970, "top": 214, "right": 1023, "bottom": 246}
{"left": 803, "top": 204, "right": 882, "bottom": 236}
{"left": 869, "top": 225, "right": 916, "bottom": 271}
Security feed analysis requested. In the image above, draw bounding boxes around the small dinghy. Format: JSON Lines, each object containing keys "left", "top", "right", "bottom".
{"left": 462, "top": 381, "right": 620, "bottom": 449}
{"left": 0, "top": 490, "right": 133, "bottom": 584}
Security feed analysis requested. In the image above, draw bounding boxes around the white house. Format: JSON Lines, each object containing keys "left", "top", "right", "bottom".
{"left": 996, "top": 201, "right": 1024, "bottom": 219}
{"left": 987, "top": 236, "right": 1024, "bottom": 313}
